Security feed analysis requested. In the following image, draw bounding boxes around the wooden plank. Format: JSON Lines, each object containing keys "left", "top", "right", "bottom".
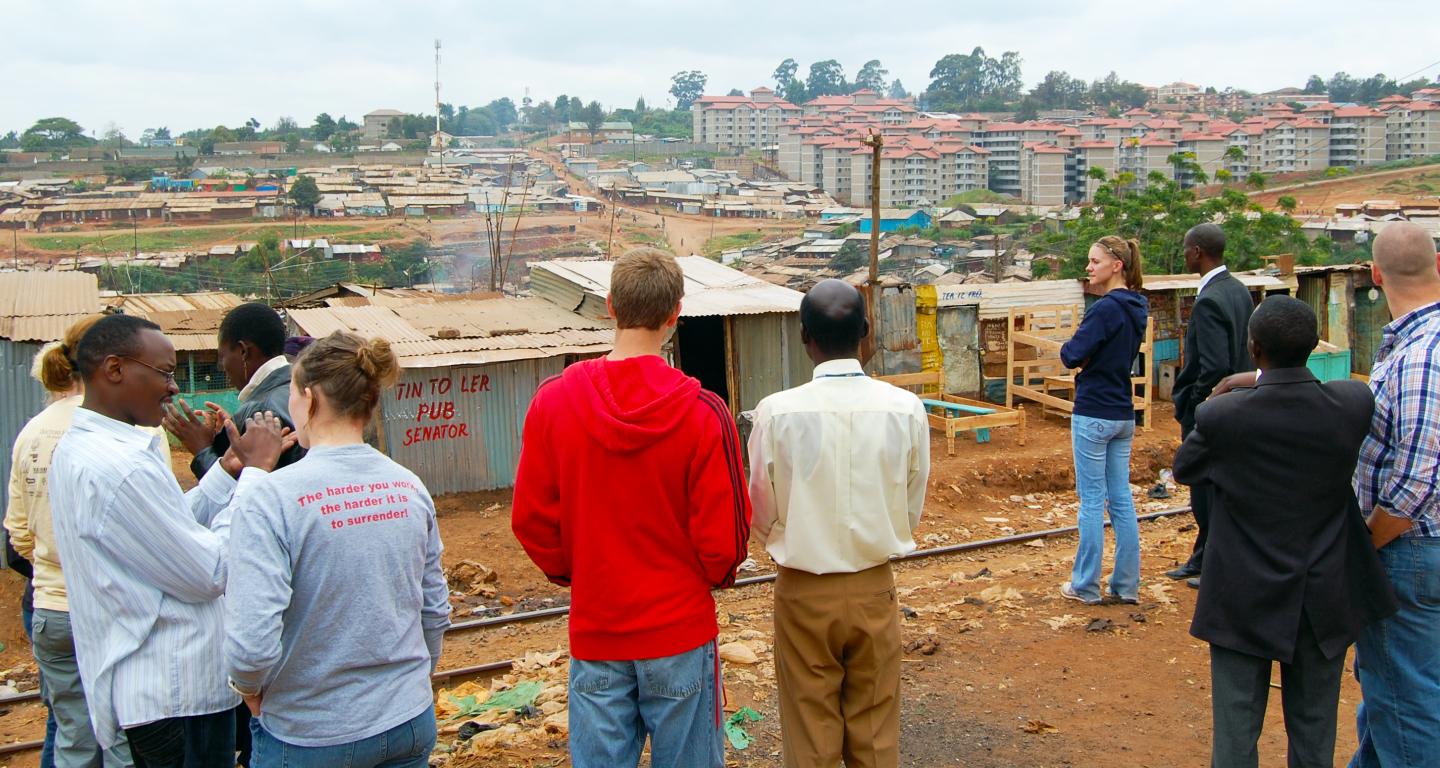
{"left": 921, "top": 398, "right": 996, "bottom": 415}
{"left": 1011, "top": 386, "right": 1076, "bottom": 412}
{"left": 876, "top": 371, "right": 943, "bottom": 388}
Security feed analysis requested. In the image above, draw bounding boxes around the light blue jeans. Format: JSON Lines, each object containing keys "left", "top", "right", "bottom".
{"left": 1070, "top": 414, "right": 1140, "bottom": 602}
{"left": 1349, "top": 537, "right": 1440, "bottom": 768}
{"left": 568, "top": 640, "right": 723, "bottom": 768}
{"left": 250, "top": 707, "right": 434, "bottom": 768}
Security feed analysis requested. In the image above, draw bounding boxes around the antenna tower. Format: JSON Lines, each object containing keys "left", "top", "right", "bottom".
{"left": 433, "top": 39, "right": 443, "bottom": 150}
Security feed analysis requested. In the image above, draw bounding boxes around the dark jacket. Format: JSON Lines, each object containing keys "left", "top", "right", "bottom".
{"left": 189, "top": 363, "right": 306, "bottom": 480}
{"left": 1060, "top": 289, "right": 1149, "bottom": 421}
{"left": 1173, "top": 270, "right": 1254, "bottom": 428}
{"left": 1175, "top": 368, "right": 1397, "bottom": 662}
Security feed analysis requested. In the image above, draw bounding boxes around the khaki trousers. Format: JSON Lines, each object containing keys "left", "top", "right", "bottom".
{"left": 774, "top": 562, "right": 901, "bottom": 768}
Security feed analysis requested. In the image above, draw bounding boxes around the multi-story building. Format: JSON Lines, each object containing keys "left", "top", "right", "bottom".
{"left": 755, "top": 84, "right": 1417, "bottom": 205}
{"left": 1328, "top": 107, "right": 1388, "bottom": 167}
{"left": 1176, "top": 133, "right": 1229, "bottom": 187}
{"left": 1384, "top": 100, "right": 1440, "bottom": 160}
{"left": 692, "top": 87, "right": 803, "bottom": 150}
{"left": 1070, "top": 141, "right": 1117, "bottom": 201}
{"left": 940, "top": 144, "right": 990, "bottom": 195}
{"left": 1117, "top": 138, "right": 1177, "bottom": 187}
{"left": 1261, "top": 120, "right": 1330, "bottom": 173}
{"left": 1019, "top": 143, "right": 1071, "bottom": 206}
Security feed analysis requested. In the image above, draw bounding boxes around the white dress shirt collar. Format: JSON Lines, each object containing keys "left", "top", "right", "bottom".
{"left": 73, "top": 406, "right": 161, "bottom": 452}
{"left": 1197, "top": 264, "right": 1228, "bottom": 294}
{"left": 239, "top": 355, "right": 289, "bottom": 402}
{"left": 811, "top": 358, "right": 865, "bottom": 380}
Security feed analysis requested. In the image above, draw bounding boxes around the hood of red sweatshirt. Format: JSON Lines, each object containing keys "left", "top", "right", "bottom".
{"left": 563, "top": 356, "right": 703, "bottom": 453}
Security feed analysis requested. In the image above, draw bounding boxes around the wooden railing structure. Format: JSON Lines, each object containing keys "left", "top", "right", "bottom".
{"left": 1004, "top": 304, "right": 1154, "bottom": 429}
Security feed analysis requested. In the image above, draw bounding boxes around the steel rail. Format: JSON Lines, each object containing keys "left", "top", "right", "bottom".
{"left": 0, "top": 504, "right": 1192, "bottom": 754}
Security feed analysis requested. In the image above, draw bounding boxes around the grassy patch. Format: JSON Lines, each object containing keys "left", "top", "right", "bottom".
{"left": 943, "top": 189, "right": 1022, "bottom": 206}
{"left": 701, "top": 231, "right": 765, "bottom": 258}
{"left": 24, "top": 222, "right": 407, "bottom": 253}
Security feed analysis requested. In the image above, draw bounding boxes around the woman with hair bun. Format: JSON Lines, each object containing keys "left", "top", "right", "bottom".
{"left": 8, "top": 314, "right": 170, "bottom": 767}
{"left": 224, "top": 331, "right": 451, "bottom": 768}
{"left": 1057, "top": 236, "right": 1150, "bottom": 606}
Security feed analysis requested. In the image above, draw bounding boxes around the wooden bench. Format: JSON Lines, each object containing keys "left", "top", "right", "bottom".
{"left": 876, "top": 371, "right": 1026, "bottom": 456}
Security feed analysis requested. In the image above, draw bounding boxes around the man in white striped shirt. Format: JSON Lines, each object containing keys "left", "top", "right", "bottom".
{"left": 49, "top": 314, "right": 289, "bottom": 768}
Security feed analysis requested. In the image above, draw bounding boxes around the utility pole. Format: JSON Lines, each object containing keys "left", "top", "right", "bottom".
{"left": 858, "top": 129, "right": 884, "bottom": 365}
{"left": 434, "top": 39, "right": 445, "bottom": 172}
{"left": 992, "top": 232, "right": 1002, "bottom": 283}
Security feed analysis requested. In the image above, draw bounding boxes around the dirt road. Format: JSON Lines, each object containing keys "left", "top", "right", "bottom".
{"left": 0, "top": 403, "right": 1367, "bottom": 767}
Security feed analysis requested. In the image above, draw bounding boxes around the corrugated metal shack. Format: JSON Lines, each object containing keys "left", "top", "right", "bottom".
{"left": 1130, "top": 272, "right": 1290, "bottom": 393}
{"left": 528, "top": 257, "right": 811, "bottom": 415}
{"left": 933, "top": 280, "right": 1087, "bottom": 400}
{"left": 0, "top": 272, "right": 104, "bottom": 524}
{"left": 108, "top": 291, "right": 244, "bottom": 411}
{"left": 287, "top": 295, "right": 613, "bottom": 493}
{"left": 1292, "top": 264, "right": 1385, "bottom": 375}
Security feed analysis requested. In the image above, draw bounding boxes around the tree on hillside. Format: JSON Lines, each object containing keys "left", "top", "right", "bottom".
{"left": 1246, "top": 172, "right": 1267, "bottom": 191}
{"left": 582, "top": 101, "right": 606, "bottom": 140}
{"left": 1088, "top": 72, "right": 1149, "bottom": 110}
{"left": 771, "top": 60, "right": 806, "bottom": 103}
{"left": 727, "top": 88, "right": 745, "bottom": 97}
{"left": 101, "top": 123, "right": 128, "bottom": 150}
{"left": 290, "top": 175, "right": 321, "bottom": 214}
{"left": 806, "top": 60, "right": 849, "bottom": 98}
{"left": 1028, "top": 171, "right": 1326, "bottom": 279}
{"left": 1014, "top": 98, "right": 1040, "bottom": 122}
{"left": 888, "top": 79, "right": 909, "bottom": 99}
{"left": 1303, "top": 75, "right": 1326, "bottom": 94}
{"left": 271, "top": 116, "right": 300, "bottom": 135}
{"left": 486, "top": 98, "right": 518, "bottom": 128}
{"left": 20, "top": 117, "right": 87, "bottom": 151}
{"left": 312, "top": 113, "right": 337, "bottom": 141}
{"left": 669, "top": 71, "right": 708, "bottom": 110}
{"left": 635, "top": 96, "right": 648, "bottom": 113}
{"left": 1030, "top": 70, "right": 1089, "bottom": 109}
{"left": 925, "top": 48, "right": 1023, "bottom": 111}
{"left": 855, "top": 60, "right": 888, "bottom": 92}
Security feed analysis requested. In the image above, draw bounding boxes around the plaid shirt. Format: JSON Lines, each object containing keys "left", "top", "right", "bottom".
{"left": 1355, "top": 300, "right": 1440, "bottom": 538}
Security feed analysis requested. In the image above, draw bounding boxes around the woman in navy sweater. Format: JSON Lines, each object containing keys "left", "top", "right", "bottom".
{"left": 1058, "top": 236, "right": 1149, "bottom": 605}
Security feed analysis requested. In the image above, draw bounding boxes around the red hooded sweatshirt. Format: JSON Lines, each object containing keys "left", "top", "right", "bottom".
{"left": 512, "top": 355, "right": 752, "bottom": 661}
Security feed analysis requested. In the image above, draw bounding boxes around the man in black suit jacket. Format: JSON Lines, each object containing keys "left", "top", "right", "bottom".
{"left": 1168, "top": 223, "right": 1255, "bottom": 585}
{"left": 1174, "top": 297, "right": 1396, "bottom": 768}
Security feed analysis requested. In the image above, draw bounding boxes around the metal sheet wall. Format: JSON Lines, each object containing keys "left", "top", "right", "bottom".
{"left": 729, "top": 313, "right": 811, "bottom": 414}
{"left": 1, "top": 341, "right": 48, "bottom": 525}
{"left": 935, "top": 305, "right": 982, "bottom": 395}
{"left": 1351, "top": 286, "right": 1390, "bottom": 375}
{"left": 866, "top": 285, "right": 920, "bottom": 377}
{"left": 380, "top": 357, "right": 565, "bottom": 495}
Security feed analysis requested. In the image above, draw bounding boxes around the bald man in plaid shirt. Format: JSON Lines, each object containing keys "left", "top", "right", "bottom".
{"left": 1350, "top": 222, "right": 1440, "bottom": 768}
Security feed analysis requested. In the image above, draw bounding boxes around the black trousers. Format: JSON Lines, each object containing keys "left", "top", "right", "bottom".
{"left": 125, "top": 708, "right": 235, "bottom": 768}
{"left": 1209, "top": 619, "right": 1345, "bottom": 768}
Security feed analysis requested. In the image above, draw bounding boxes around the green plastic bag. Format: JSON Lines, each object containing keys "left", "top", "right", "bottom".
{"left": 724, "top": 707, "right": 764, "bottom": 750}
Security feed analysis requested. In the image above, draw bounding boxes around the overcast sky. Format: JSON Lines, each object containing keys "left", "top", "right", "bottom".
{"left": 9, "top": 0, "right": 1440, "bottom": 138}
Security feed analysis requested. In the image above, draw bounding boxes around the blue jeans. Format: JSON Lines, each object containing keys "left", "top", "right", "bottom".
{"left": 250, "top": 707, "right": 434, "bottom": 768}
{"left": 1070, "top": 414, "right": 1140, "bottom": 602}
{"left": 1349, "top": 537, "right": 1440, "bottom": 768}
{"left": 23, "top": 602, "right": 57, "bottom": 768}
{"left": 568, "top": 640, "right": 723, "bottom": 768}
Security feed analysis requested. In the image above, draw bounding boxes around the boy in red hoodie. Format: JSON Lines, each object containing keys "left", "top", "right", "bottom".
{"left": 513, "top": 247, "right": 751, "bottom": 768}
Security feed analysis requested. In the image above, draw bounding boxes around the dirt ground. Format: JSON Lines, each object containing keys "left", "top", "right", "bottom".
{"left": 0, "top": 402, "right": 1370, "bottom": 766}
{"left": 1249, "top": 163, "right": 1440, "bottom": 215}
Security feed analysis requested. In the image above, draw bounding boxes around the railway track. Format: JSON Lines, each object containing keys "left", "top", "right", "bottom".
{"left": 0, "top": 505, "right": 1192, "bottom": 756}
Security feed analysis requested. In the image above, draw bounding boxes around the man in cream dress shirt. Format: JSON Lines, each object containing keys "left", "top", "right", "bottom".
{"left": 748, "top": 279, "right": 930, "bottom": 768}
